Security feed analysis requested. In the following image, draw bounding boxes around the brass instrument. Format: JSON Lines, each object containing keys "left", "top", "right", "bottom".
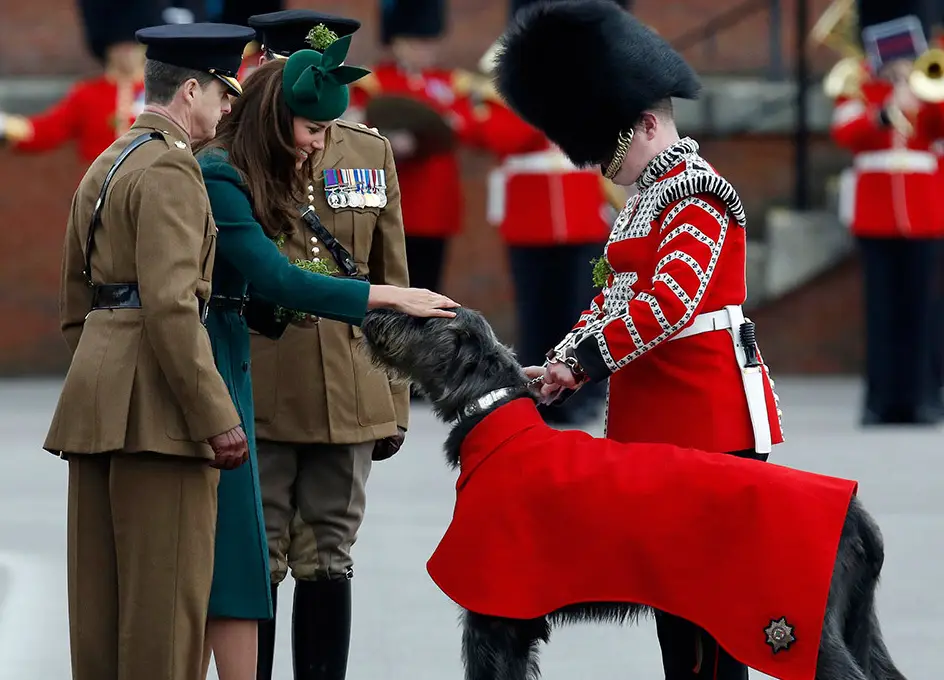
{"left": 452, "top": 68, "right": 501, "bottom": 104}
{"left": 809, "top": 0, "right": 869, "bottom": 100}
{"left": 908, "top": 47, "right": 944, "bottom": 101}
{"left": 823, "top": 56, "right": 869, "bottom": 99}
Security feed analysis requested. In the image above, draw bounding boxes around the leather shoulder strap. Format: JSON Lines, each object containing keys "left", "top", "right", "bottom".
{"left": 299, "top": 205, "right": 361, "bottom": 278}
{"left": 83, "top": 131, "right": 165, "bottom": 286}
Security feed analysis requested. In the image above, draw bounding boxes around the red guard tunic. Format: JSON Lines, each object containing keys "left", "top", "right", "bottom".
{"left": 427, "top": 398, "right": 858, "bottom": 680}
{"left": 10, "top": 76, "right": 145, "bottom": 163}
{"left": 554, "top": 137, "right": 783, "bottom": 453}
{"left": 349, "top": 62, "right": 466, "bottom": 239}
{"left": 463, "top": 99, "right": 613, "bottom": 245}
{"left": 830, "top": 73, "right": 944, "bottom": 238}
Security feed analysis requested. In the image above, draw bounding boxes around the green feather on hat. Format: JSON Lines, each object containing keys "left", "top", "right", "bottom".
{"left": 282, "top": 34, "right": 370, "bottom": 122}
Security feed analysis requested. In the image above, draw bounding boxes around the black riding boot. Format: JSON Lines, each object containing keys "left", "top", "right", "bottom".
{"left": 256, "top": 583, "right": 279, "bottom": 680}
{"left": 292, "top": 573, "right": 353, "bottom": 680}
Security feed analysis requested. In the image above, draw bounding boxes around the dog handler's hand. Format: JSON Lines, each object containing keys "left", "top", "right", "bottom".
{"left": 208, "top": 425, "right": 249, "bottom": 470}
{"left": 545, "top": 361, "right": 578, "bottom": 389}
{"left": 367, "top": 285, "right": 460, "bottom": 318}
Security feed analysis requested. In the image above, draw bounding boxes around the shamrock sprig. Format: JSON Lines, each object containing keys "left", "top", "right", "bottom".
{"left": 591, "top": 256, "right": 613, "bottom": 289}
{"left": 306, "top": 24, "right": 339, "bottom": 51}
{"left": 271, "top": 232, "right": 335, "bottom": 322}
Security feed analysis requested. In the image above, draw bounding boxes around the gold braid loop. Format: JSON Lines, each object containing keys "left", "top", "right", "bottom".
{"left": 603, "top": 128, "right": 634, "bottom": 179}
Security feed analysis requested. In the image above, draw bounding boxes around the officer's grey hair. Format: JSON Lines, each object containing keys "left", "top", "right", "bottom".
{"left": 143, "top": 59, "right": 217, "bottom": 105}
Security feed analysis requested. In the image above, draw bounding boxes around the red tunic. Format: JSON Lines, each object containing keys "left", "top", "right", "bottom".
{"left": 462, "top": 99, "right": 612, "bottom": 246}
{"left": 11, "top": 76, "right": 145, "bottom": 163}
{"left": 555, "top": 137, "right": 783, "bottom": 453}
{"left": 349, "top": 62, "right": 466, "bottom": 238}
{"left": 427, "top": 398, "right": 858, "bottom": 680}
{"left": 830, "top": 71, "right": 944, "bottom": 238}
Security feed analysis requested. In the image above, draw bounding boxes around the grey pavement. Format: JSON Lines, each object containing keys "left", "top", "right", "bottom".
{"left": 0, "top": 376, "right": 940, "bottom": 680}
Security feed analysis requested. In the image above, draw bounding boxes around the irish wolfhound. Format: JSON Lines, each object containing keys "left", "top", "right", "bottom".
{"left": 359, "top": 307, "right": 905, "bottom": 680}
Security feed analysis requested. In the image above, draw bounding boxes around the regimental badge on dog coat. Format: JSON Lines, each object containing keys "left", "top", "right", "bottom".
{"left": 426, "top": 399, "right": 858, "bottom": 680}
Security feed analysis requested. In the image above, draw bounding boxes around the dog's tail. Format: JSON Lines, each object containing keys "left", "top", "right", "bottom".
{"left": 847, "top": 499, "right": 907, "bottom": 680}
{"left": 867, "top": 616, "right": 908, "bottom": 680}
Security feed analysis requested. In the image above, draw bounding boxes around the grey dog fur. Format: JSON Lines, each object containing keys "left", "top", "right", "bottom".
{"left": 359, "top": 307, "right": 906, "bottom": 680}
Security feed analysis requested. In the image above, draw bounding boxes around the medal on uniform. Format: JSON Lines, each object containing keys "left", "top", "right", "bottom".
{"left": 324, "top": 169, "right": 347, "bottom": 209}
{"left": 376, "top": 168, "right": 388, "bottom": 208}
{"left": 351, "top": 169, "right": 365, "bottom": 208}
{"left": 364, "top": 169, "right": 379, "bottom": 207}
{"left": 339, "top": 169, "right": 360, "bottom": 208}
{"left": 355, "top": 169, "right": 372, "bottom": 208}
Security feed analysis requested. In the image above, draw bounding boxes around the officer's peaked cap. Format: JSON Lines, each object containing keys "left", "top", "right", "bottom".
{"left": 136, "top": 22, "right": 256, "bottom": 97}
{"left": 249, "top": 10, "right": 361, "bottom": 57}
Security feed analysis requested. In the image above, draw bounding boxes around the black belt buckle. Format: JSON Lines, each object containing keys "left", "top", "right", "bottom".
{"left": 209, "top": 294, "right": 248, "bottom": 317}
{"left": 90, "top": 283, "right": 141, "bottom": 310}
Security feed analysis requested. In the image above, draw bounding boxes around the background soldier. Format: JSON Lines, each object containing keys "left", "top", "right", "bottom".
{"left": 0, "top": 0, "right": 160, "bottom": 163}
{"left": 829, "top": 0, "right": 944, "bottom": 425}
{"left": 41, "top": 21, "right": 254, "bottom": 680}
{"left": 348, "top": 0, "right": 465, "bottom": 297}
{"left": 242, "top": 10, "right": 411, "bottom": 680}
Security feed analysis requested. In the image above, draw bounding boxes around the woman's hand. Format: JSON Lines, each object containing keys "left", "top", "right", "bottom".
{"left": 367, "top": 285, "right": 460, "bottom": 318}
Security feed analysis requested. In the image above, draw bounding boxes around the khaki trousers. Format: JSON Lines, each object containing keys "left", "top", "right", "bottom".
{"left": 66, "top": 452, "right": 218, "bottom": 680}
{"left": 257, "top": 440, "right": 373, "bottom": 582}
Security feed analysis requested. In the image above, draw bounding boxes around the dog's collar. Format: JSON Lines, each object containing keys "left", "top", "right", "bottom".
{"left": 457, "top": 387, "right": 517, "bottom": 422}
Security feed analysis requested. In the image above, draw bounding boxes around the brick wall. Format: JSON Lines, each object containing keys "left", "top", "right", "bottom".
{"left": 0, "top": 0, "right": 849, "bottom": 77}
{"left": 750, "top": 253, "right": 866, "bottom": 375}
{"left": 0, "top": 0, "right": 861, "bottom": 376}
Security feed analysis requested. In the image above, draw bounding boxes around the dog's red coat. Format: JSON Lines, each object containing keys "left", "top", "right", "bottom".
{"left": 427, "top": 399, "right": 858, "bottom": 680}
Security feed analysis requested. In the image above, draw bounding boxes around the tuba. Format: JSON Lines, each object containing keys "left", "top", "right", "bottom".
{"left": 809, "top": 0, "right": 868, "bottom": 99}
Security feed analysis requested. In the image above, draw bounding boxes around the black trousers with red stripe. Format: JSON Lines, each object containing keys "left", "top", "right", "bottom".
{"left": 655, "top": 448, "right": 766, "bottom": 680}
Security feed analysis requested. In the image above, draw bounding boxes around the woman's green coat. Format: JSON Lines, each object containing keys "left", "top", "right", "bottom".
{"left": 197, "top": 148, "right": 370, "bottom": 619}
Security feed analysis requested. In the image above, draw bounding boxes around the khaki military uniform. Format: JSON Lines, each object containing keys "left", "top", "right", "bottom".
{"left": 43, "top": 112, "right": 240, "bottom": 680}
{"left": 251, "top": 120, "right": 409, "bottom": 582}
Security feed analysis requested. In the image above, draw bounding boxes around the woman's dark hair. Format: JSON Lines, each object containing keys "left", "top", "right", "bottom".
{"left": 197, "top": 59, "right": 311, "bottom": 238}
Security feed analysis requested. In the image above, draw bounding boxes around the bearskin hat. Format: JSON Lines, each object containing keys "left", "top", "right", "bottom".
{"left": 380, "top": 0, "right": 446, "bottom": 46}
{"left": 78, "top": 0, "right": 167, "bottom": 61}
{"left": 493, "top": 0, "right": 700, "bottom": 167}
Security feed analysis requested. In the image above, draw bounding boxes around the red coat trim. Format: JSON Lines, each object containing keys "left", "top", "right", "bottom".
{"left": 427, "top": 399, "right": 858, "bottom": 680}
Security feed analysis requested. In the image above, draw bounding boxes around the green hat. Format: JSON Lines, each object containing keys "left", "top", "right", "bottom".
{"left": 281, "top": 34, "right": 369, "bottom": 121}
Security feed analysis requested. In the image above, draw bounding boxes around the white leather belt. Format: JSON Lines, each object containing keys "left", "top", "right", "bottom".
{"left": 670, "top": 305, "right": 773, "bottom": 454}
{"left": 853, "top": 149, "right": 937, "bottom": 174}
{"left": 671, "top": 309, "right": 732, "bottom": 340}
